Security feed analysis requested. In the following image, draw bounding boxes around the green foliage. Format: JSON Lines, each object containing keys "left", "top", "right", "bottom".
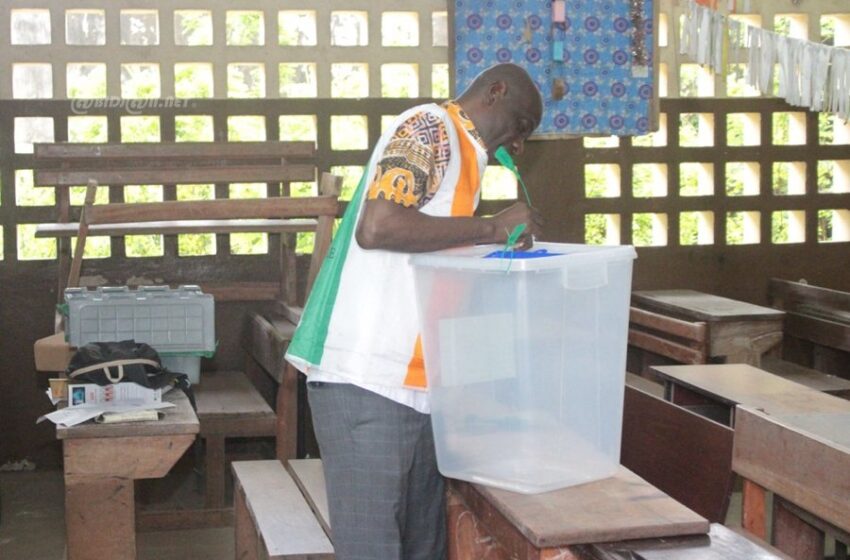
{"left": 228, "top": 116, "right": 266, "bottom": 141}
{"left": 279, "top": 63, "right": 317, "bottom": 98}
{"left": 227, "top": 11, "right": 263, "bottom": 45}
{"left": 679, "top": 212, "right": 700, "bottom": 246}
{"left": 331, "top": 166, "right": 364, "bottom": 201}
{"left": 632, "top": 214, "right": 654, "bottom": 246}
{"left": 230, "top": 233, "right": 268, "bottom": 255}
{"left": 175, "top": 11, "right": 212, "bottom": 46}
{"left": 279, "top": 11, "right": 317, "bottom": 46}
{"left": 121, "top": 65, "right": 159, "bottom": 98}
{"left": 121, "top": 116, "right": 160, "bottom": 142}
{"left": 16, "top": 224, "right": 56, "bottom": 260}
{"left": 818, "top": 113, "right": 834, "bottom": 144}
{"left": 69, "top": 116, "right": 108, "bottom": 143}
{"left": 331, "top": 116, "right": 368, "bottom": 150}
{"left": 584, "top": 214, "right": 607, "bottom": 245}
{"left": 228, "top": 64, "right": 265, "bottom": 98}
{"left": 432, "top": 64, "right": 450, "bottom": 98}
{"left": 280, "top": 115, "right": 317, "bottom": 141}
{"left": 679, "top": 113, "right": 701, "bottom": 146}
{"left": 176, "top": 116, "right": 214, "bottom": 142}
{"left": 771, "top": 211, "right": 791, "bottom": 243}
{"left": 125, "top": 235, "right": 163, "bottom": 257}
{"left": 632, "top": 164, "right": 659, "bottom": 198}
{"left": 772, "top": 162, "right": 789, "bottom": 195}
{"left": 179, "top": 233, "right": 216, "bottom": 256}
{"left": 15, "top": 169, "right": 54, "bottom": 206}
{"left": 175, "top": 65, "right": 213, "bottom": 98}
{"left": 67, "top": 64, "right": 107, "bottom": 98}
{"left": 584, "top": 165, "right": 610, "bottom": 198}
{"left": 726, "top": 212, "right": 745, "bottom": 245}
{"left": 73, "top": 235, "right": 110, "bottom": 259}
{"left": 381, "top": 64, "right": 418, "bottom": 98}
{"left": 331, "top": 64, "right": 368, "bottom": 98}
{"left": 818, "top": 210, "right": 833, "bottom": 241}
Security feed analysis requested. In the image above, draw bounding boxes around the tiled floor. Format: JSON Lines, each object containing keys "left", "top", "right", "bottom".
{"left": 0, "top": 469, "right": 233, "bottom": 560}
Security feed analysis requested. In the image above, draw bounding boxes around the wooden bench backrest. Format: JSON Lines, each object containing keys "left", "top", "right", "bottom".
{"left": 621, "top": 384, "right": 735, "bottom": 523}
{"left": 769, "top": 278, "right": 850, "bottom": 353}
{"left": 627, "top": 306, "right": 709, "bottom": 375}
{"left": 33, "top": 141, "right": 317, "bottom": 187}
{"left": 33, "top": 141, "right": 341, "bottom": 305}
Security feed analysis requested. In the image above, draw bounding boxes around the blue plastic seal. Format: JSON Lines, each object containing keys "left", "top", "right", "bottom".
{"left": 483, "top": 249, "right": 562, "bottom": 260}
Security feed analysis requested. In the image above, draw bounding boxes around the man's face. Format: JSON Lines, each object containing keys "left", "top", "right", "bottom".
{"left": 486, "top": 92, "right": 541, "bottom": 162}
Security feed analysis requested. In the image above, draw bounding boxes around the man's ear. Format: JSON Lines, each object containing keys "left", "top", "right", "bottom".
{"left": 485, "top": 80, "right": 508, "bottom": 106}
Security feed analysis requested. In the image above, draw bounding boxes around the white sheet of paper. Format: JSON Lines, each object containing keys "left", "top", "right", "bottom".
{"left": 37, "top": 401, "right": 175, "bottom": 427}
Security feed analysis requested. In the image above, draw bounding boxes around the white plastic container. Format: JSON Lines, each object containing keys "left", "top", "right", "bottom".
{"left": 160, "top": 353, "right": 202, "bottom": 385}
{"left": 64, "top": 285, "right": 215, "bottom": 384}
{"left": 64, "top": 285, "right": 215, "bottom": 353}
{"left": 410, "top": 243, "right": 636, "bottom": 494}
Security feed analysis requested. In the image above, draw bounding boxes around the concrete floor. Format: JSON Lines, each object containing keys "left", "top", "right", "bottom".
{"left": 0, "top": 469, "right": 233, "bottom": 560}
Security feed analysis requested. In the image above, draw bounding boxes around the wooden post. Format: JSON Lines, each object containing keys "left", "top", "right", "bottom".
{"left": 66, "top": 476, "right": 136, "bottom": 560}
{"left": 772, "top": 497, "right": 825, "bottom": 560}
{"left": 741, "top": 478, "right": 768, "bottom": 540}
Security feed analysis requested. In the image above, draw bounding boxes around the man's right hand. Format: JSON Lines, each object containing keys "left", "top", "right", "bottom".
{"left": 491, "top": 202, "right": 543, "bottom": 250}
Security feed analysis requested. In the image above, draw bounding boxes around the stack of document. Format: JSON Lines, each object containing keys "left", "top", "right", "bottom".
{"left": 38, "top": 382, "right": 175, "bottom": 427}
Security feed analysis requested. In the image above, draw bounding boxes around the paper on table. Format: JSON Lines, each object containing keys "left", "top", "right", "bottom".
{"left": 37, "top": 401, "right": 175, "bottom": 427}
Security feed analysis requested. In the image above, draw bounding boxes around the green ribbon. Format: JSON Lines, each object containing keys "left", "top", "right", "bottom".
{"left": 495, "top": 146, "right": 532, "bottom": 205}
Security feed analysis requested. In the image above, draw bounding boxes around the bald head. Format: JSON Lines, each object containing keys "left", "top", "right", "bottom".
{"left": 456, "top": 63, "right": 543, "bottom": 158}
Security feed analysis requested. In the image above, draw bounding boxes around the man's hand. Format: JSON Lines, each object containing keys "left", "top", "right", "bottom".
{"left": 491, "top": 202, "right": 543, "bottom": 250}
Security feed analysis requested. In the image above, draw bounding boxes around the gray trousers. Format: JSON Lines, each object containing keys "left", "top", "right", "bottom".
{"left": 307, "top": 381, "right": 446, "bottom": 560}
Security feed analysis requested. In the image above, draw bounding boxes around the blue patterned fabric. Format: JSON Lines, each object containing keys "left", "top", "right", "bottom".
{"left": 454, "top": 0, "right": 655, "bottom": 137}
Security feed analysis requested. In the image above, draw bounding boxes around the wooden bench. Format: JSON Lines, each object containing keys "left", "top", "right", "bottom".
{"left": 236, "top": 458, "right": 789, "bottom": 560}
{"left": 620, "top": 384, "right": 735, "bottom": 523}
{"left": 734, "top": 405, "right": 850, "bottom": 560}
{"left": 769, "top": 278, "right": 850, "bottom": 380}
{"left": 631, "top": 289, "right": 785, "bottom": 366}
{"left": 575, "top": 523, "right": 793, "bottom": 559}
{"left": 233, "top": 459, "right": 333, "bottom": 559}
{"left": 32, "top": 141, "right": 342, "bottom": 527}
{"left": 627, "top": 305, "right": 709, "bottom": 378}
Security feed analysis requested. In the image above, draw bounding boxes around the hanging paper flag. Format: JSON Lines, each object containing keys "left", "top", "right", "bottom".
{"left": 552, "top": 0, "right": 566, "bottom": 23}
{"left": 553, "top": 40, "right": 565, "bottom": 61}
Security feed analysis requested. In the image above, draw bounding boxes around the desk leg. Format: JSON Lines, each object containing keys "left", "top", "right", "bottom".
{"left": 773, "top": 497, "right": 824, "bottom": 560}
{"left": 66, "top": 476, "right": 135, "bottom": 560}
{"left": 275, "top": 363, "right": 299, "bottom": 461}
{"left": 204, "top": 435, "right": 226, "bottom": 509}
{"left": 742, "top": 479, "right": 767, "bottom": 540}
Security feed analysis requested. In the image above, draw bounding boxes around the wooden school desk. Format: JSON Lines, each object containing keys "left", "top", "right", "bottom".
{"left": 650, "top": 364, "right": 850, "bottom": 559}
{"left": 632, "top": 290, "right": 785, "bottom": 365}
{"left": 651, "top": 363, "right": 849, "bottom": 426}
{"left": 57, "top": 390, "right": 198, "bottom": 560}
{"left": 734, "top": 406, "right": 850, "bottom": 560}
{"left": 447, "top": 466, "right": 710, "bottom": 559}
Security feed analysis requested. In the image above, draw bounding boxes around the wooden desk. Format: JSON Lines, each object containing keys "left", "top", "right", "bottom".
{"left": 632, "top": 290, "right": 785, "bottom": 365}
{"left": 733, "top": 406, "right": 850, "bottom": 560}
{"left": 447, "top": 467, "right": 710, "bottom": 560}
{"left": 651, "top": 364, "right": 850, "bottom": 558}
{"left": 651, "top": 363, "right": 849, "bottom": 426}
{"left": 58, "top": 390, "right": 198, "bottom": 560}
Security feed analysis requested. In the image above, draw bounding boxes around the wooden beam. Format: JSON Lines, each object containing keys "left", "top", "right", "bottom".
{"left": 86, "top": 197, "right": 339, "bottom": 224}
{"left": 36, "top": 218, "right": 319, "bottom": 237}
{"left": 35, "top": 141, "right": 316, "bottom": 160}
{"left": 37, "top": 164, "right": 317, "bottom": 187}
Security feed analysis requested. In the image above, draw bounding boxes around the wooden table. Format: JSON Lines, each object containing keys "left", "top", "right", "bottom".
{"left": 650, "top": 364, "right": 850, "bottom": 559}
{"left": 652, "top": 363, "right": 850, "bottom": 426}
{"left": 447, "top": 466, "right": 710, "bottom": 559}
{"left": 632, "top": 290, "right": 785, "bottom": 365}
{"left": 58, "top": 390, "right": 198, "bottom": 560}
{"left": 734, "top": 406, "right": 850, "bottom": 560}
